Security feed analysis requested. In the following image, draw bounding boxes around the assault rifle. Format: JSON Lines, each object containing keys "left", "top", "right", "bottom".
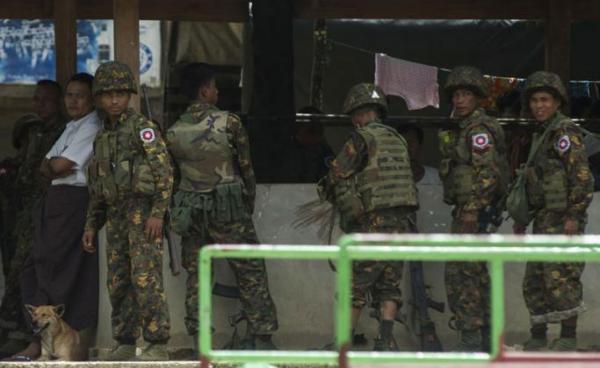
{"left": 368, "top": 261, "right": 444, "bottom": 351}
{"left": 408, "top": 261, "right": 444, "bottom": 351}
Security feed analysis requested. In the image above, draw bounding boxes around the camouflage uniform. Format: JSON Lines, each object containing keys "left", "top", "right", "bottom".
{"left": 86, "top": 62, "right": 173, "bottom": 344}
{"left": 0, "top": 114, "right": 64, "bottom": 339}
{"left": 318, "top": 84, "right": 418, "bottom": 310}
{"left": 0, "top": 115, "right": 41, "bottom": 278}
{"left": 167, "top": 102, "right": 278, "bottom": 337}
{"left": 439, "top": 66, "right": 509, "bottom": 333}
{"left": 521, "top": 72, "right": 593, "bottom": 325}
{"left": 0, "top": 156, "right": 21, "bottom": 276}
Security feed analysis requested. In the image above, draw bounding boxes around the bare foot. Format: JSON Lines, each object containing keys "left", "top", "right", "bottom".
{"left": 13, "top": 341, "right": 40, "bottom": 360}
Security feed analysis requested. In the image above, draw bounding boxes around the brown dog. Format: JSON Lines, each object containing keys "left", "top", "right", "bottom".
{"left": 25, "top": 304, "right": 86, "bottom": 361}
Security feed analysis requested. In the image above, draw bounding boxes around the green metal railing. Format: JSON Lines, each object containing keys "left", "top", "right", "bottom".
{"left": 199, "top": 234, "right": 600, "bottom": 366}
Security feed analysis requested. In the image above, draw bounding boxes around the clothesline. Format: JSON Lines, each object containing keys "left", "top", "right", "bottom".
{"left": 329, "top": 39, "right": 600, "bottom": 84}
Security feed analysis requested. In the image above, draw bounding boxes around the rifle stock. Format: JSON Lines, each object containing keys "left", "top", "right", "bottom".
{"left": 167, "top": 231, "right": 181, "bottom": 276}
{"left": 164, "top": 211, "right": 181, "bottom": 276}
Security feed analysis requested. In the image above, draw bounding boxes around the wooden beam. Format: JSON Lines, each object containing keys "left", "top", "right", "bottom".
{"left": 0, "top": 0, "right": 48, "bottom": 18}
{"left": 139, "top": 0, "right": 247, "bottom": 21}
{"left": 0, "top": 0, "right": 246, "bottom": 21}
{"left": 53, "top": 0, "right": 77, "bottom": 88}
{"left": 78, "top": 0, "right": 247, "bottom": 21}
{"left": 545, "top": 0, "right": 571, "bottom": 88}
{"left": 1, "top": 0, "right": 600, "bottom": 21}
{"left": 294, "top": 0, "right": 548, "bottom": 19}
{"left": 77, "top": 0, "right": 112, "bottom": 19}
{"left": 571, "top": 0, "right": 600, "bottom": 20}
{"left": 113, "top": 0, "right": 140, "bottom": 111}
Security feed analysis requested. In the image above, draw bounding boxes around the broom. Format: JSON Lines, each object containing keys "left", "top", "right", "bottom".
{"left": 292, "top": 199, "right": 337, "bottom": 242}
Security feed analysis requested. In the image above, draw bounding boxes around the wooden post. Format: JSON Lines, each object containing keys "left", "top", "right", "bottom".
{"left": 53, "top": 0, "right": 77, "bottom": 88}
{"left": 250, "top": 0, "right": 295, "bottom": 182}
{"left": 113, "top": 0, "right": 140, "bottom": 110}
{"left": 545, "top": 0, "right": 571, "bottom": 89}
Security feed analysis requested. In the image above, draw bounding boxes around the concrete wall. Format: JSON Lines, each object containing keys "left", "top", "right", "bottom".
{"left": 90, "top": 183, "right": 600, "bottom": 351}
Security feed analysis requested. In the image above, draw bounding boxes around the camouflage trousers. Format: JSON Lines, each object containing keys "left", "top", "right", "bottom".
{"left": 445, "top": 207, "right": 491, "bottom": 331}
{"left": 105, "top": 198, "right": 170, "bottom": 343}
{"left": 523, "top": 210, "right": 586, "bottom": 324}
{"left": 179, "top": 202, "right": 278, "bottom": 336}
{"left": 0, "top": 207, "right": 35, "bottom": 335}
{"left": 348, "top": 207, "right": 416, "bottom": 309}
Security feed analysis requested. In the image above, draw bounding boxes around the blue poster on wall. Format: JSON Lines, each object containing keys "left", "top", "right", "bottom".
{"left": 0, "top": 19, "right": 161, "bottom": 86}
{"left": 0, "top": 20, "right": 55, "bottom": 83}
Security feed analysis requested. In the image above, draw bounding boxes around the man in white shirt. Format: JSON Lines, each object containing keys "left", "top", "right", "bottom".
{"left": 11, "top": 73, "right": 101, "bottom": 361}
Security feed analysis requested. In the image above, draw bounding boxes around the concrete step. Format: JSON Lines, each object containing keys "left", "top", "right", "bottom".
{"left": 0, "top": 362, "right": 330, "bottom": 368}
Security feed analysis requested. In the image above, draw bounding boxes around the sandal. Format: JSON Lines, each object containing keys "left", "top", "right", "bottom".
{"left": 2, "top": 354, "right": 34, "bottom": 361}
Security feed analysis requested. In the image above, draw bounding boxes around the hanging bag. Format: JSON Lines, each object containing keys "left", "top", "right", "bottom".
{"left": 506, "top": 125, "right": 554, "bottom": 226}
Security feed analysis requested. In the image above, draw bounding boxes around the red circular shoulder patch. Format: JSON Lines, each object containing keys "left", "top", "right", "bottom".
{"left": 140, "top": 128, "right": 156, "bottom": 143}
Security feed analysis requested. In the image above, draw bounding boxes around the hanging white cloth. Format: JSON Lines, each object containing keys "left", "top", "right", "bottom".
{"left": 374, "top": 53, "right": 439, "bottom": 110}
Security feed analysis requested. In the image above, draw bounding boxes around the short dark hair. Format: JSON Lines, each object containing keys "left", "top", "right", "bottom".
{"left": 67, "top": 73, "right": 94, "bottom": 92}
{"left": 180, "top": 62, "right": 216, "bottom": 100}
{"left": 36, "top": 79, "right": 62, "bottom": 97}
{"left": 396, "top": 124, "right": 424, "bottom": 145}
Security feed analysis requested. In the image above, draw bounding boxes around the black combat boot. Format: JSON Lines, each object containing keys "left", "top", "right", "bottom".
{"left": 373, "top": 320, "right": 398, "bottom": 352}
{"left": 240, "top": 334, "right": 278, "bottom": 350}
{"left": 420, "top": 321, "right": 443, "bottom": 352}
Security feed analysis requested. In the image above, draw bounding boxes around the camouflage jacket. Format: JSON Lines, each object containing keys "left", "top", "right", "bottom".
{"left": 527, "top": 112, "right": 593, "bottom": 221}
{"left": 318, "top": 125, "right": 369, "bottom": 200}
{"left": 439, "top": 108, "right": 508, "bottom": 212}
{"left": 15, "top": 115, "right": 66, "bottom": 204}
{"left": 85, "top": 109, "right": 173, "bottom": 231}
{"left": 169, "top": 102, "right": 256, "bottom": 207}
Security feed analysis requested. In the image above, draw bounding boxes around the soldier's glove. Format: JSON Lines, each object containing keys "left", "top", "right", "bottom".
{"left": 564, "top": 218, "right": 579, "bottom": 235}
{"left": 317, "top": 177, "right": 332, "bottom": 202}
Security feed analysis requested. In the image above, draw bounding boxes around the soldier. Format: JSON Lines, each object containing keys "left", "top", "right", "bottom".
{"left": 0, "top": 81, "right": 65, "bottom": 358}
{"left": 0, "top": 115, "right": 42, "bottom": 278}
{"left": 167, "top": 63, "right": 278, "bottom": 353}
{"left": 438, "top": 66, "right": 509, "bottom": 352}
{"left": 82, "top": 61, "right": 173, "bottom": 361}
{"left": 317, "top": 83, "right": 418, "bottom": 351}
{"left": 514, "top": 71, "right": 593, "bottom": 352}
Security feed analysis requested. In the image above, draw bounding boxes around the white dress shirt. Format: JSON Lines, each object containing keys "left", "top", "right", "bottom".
{"left": 45, "top": 110, "right": 102, "bottom": 186}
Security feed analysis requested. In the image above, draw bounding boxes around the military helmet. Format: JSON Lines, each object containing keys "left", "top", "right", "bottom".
{"left": 12, "top": 113, "right": 42, "bottom": 149}
{"left": 342, "top": 83, "right": 388, "bottom": 117}
{"left": 93, "top": 61, "right": 137, "bottom": 95}
{"left": 523, "top": 71, "right": 568, "bottom": 106}
{"left": 444, "top": 66, "right": 489, "bottom": 98}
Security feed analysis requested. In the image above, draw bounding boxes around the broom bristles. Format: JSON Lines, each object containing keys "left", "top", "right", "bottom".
{"left": 292, "top": 199, "right": 331, "bottom": 228}
{"left": 293, "top": 199, "right": 336, "bottom": 241}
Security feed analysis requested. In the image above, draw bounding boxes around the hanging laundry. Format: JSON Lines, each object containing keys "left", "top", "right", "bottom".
{"left": 481, "top": 76, "right": 520, "bottom": 110}
{"left": 374, "top": 53, "right": 439, "bottom": 110}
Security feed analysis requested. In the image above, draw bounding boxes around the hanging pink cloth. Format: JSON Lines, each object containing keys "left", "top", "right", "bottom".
{"left": 374, "top": 53, "right": 439, "bottom": 110}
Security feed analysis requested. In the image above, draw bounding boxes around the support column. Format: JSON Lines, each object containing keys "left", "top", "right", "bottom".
{"left": 53, "top": 0, "right": 77, "bottom": 88}
{"left": 113, "top": 0, "right": 140, "bottom": 110}
{"left": 545, "top": 0, "right": 571, "bottom": 89}
{"left": 309, "top": 19, "right": 327, "bottom": 110}
{"left": 250, "top": 0, "right": 295, "bottom": 182}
